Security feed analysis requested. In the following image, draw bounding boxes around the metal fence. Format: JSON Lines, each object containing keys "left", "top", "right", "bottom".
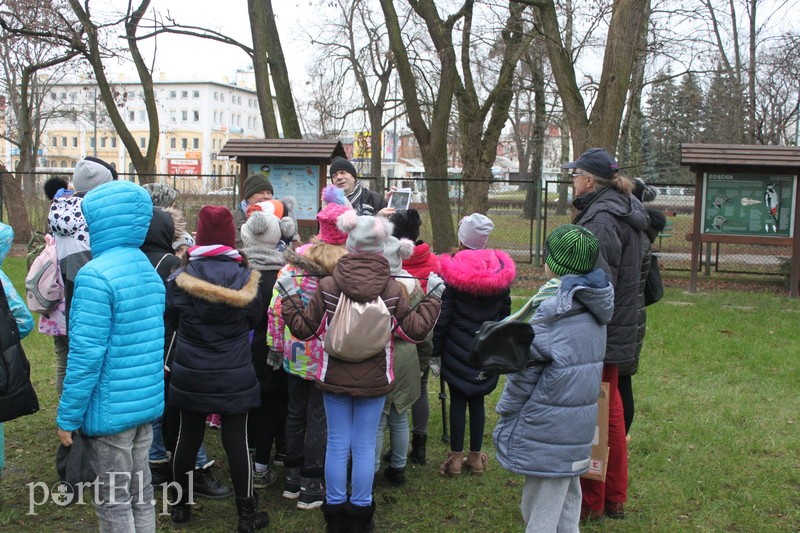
{"left": 7, "top": 171, "right": 793, "bottom": 283}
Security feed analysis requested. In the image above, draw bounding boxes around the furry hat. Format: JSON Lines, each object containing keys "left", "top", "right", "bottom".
{"left": 329, "top": 156, "right": 358, "bottom": 179}
{"left": 73, "top": 156, "right": 117, "bottom": 193}
{"left": 383, "top": 236, "right": 415, "bottom": 275}
{"left": 338, "top": 210, "right": 393, "bottom": 253}
{"left": 317, "top": 185, "right": 352, "bottom": 245}
{"left": 243, "top": 172, "right": 274, "bottom": 199}
{"left": 545, "top": 224, "right": 599, "bottom": 277}
{"left": 633, "top": 178, "right": 659, "bottom": 203}
{"left": 242, "top": 210, "right": 282, "bottom": 249}
{"left": 195, "top": 206, "right": 235, "bottom": 248}
{"left": 390, "top": 209, "right": 422, "bottom": 241}
{"left": 143, "top": 183, "right": 178, "bottom": 208}
{"left": 458, "top": 213, "right": 494, "bottom": 250}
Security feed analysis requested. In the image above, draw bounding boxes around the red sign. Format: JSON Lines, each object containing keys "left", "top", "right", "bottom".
{"left": 168, "top": 159, "right": 201, "bottom": 175}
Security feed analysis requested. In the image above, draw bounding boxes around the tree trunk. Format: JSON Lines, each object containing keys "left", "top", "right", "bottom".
{"left": 618, "top": 0, "right": 650, "bottom": 173}
{"left": 248, "top": 0, "right": 279, "bottom": 138}
{"left": 262, "top": 0, "right": 302, "bottom": 138}
{"left": 0, "top": 163, "right": 32, "bottom": 244}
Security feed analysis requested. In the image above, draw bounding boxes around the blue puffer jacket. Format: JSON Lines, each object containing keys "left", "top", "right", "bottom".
{"left": 57, "top": 181, "right": 165, "bottom": 437}
{"left": 493, "top": 268, "right": 614, "bottom": 477}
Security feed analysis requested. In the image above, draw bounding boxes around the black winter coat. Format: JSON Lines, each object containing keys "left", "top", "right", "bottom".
{"left": 166, "top": 257, "right": 262, "bottom": 414}
{"left": 0, "top": 279, "right": 39, "bottom": 423}
{"left": 573, "top": 186, "right": 649, "bottom": 370}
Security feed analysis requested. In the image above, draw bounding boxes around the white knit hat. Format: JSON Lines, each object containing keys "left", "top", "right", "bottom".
{"left": 458, "top": 213, "right": 494, "bottom": 250}
{"left": 337, "top": 210, "right": 393, "bottom": 254}
{"left": 242, "top": 210, "right": 282, "bottom": 249}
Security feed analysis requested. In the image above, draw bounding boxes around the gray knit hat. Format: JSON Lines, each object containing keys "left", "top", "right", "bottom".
{"left": 243, "top": 172, "right": 274, "bottom": 200}
{"left": 337, "top": 210, "right": 393, "bottom": 254}
{"left": 241, "top": 210, "right": 282, "bottom": 249}
{"left": 73, "top": 156, "right": 117, "bottom": 193}
{"left": 382, "top": 236, "right": 415, "bottom": 275}
{"left": 143, "top": 183, "right": 178, "bottom": 208}
{"left": 545, "top": 224, "right": 599, "bottom": 277}
{"left": 458, "top": 213, "right": 494, "bottom": 250}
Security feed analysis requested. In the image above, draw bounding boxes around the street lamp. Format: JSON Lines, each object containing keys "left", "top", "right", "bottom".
{"left": 83, "top": 86, "right": 98, "bottom": 157}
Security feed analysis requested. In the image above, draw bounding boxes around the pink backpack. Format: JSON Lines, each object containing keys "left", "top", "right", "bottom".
{"left": 25, "top": 234, "right": 64, "bottom": 313}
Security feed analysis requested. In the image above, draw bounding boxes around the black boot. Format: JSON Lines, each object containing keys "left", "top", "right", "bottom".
{"left": 322, "top": 502, "right": 350, "bottom": 533}
{"left": 235, "top": 494, "right": 270, "bottom": 532}
{"left": 383, "top": 466, "right": 405, "bottom": 487}
{"left": 346, "top": 500, "right": 376, "bottom": 533}
{"left": 150, "top": 460, "right": 172, "bottom": 487}
{"left": 409, "top": 434, "right": 427, "bottom": 465}
{"left": 193, "top": 461, "right": 233, "bottom": 499}
{"left": 171, "top": 502, "right": 191, "bottom": 530}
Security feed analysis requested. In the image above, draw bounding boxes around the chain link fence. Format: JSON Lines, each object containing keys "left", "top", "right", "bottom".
{"left": 6, "top": 171, "right": 792, "bottom": 284}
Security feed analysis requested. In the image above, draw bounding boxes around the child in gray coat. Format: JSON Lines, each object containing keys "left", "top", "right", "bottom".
{"left": 493, "top": 225, "right": 614, "bottom": 533}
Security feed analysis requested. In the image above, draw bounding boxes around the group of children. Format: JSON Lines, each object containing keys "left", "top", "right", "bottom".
{"left": 2, "top": 152, "right": 628, "bottom": 533}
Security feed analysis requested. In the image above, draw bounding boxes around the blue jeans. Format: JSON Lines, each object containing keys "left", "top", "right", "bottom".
{"left": 86, "top": 424, "right": 155, "bottom": 533}
{"left": 323, "top": 392, "right": 384, "bottom": 506}
{"left": 149, "top": 418, "right": 207, "bottom": 468}
{"left": 375, "top": 404, "right": 409, "bottom": 471}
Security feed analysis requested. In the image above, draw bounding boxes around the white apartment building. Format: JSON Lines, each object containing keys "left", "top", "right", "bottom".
{"left": 31, "top": 74, "right": 267, "bottom": 185}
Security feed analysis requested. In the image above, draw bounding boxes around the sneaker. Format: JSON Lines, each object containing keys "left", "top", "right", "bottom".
{"left": 206, "top": 413, "right": 222, "bottom": 430}
{"left": 253, "top": 466, "right": 277, "bottom": 489}
{"left": 193, "top": 463, "right": 233, "bottom": 499}
{"left": 282, "top": 467, "right": 301, "bottom": 499}
{"left": 296, "top": 477, "right": 325, "bottom": 510}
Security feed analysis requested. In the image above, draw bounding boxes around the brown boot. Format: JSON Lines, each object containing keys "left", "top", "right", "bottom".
{"left": 465, "top": 451, "right": 489, "bottom": 475}
{"left": 438, "top": 451, "right": 464, "bottom": 477}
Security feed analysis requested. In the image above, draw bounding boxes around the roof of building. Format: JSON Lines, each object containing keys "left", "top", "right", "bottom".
{"left": 680, "top": 144, "right": 800, "bottom": 168}
{"left": 219, "top": 138, "right": 346, "bottom": 160}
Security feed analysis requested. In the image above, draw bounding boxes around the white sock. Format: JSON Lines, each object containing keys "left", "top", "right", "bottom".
{"left": 254, "top": 462, "right": 268, "bottom": 473}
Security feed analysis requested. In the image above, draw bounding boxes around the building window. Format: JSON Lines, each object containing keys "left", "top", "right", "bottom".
{"left": 193, "top": 110, "right": 199, "bottom": 122}
{"left": 72, "top": 137, "right": 78, "bottom": 147}
{"left": 89, "top": 137, "right": 95, "bottom": 148}
{"left": 71, "top": 161, "right": 77, "bottom": 168}
{"left": 192, "top": 90, "right": 200, "bottom": 98}
{"left": 128, "top": 110, "right": 135, "bottom": 121}
{"left": 51, "top": 137, "right": 58, "bottom": 147}
{"left": 181, "top": 110, "right": 188, "bottom": 122}
{"left": 111, "top": 137, "right": 117, "bottom": 148}
{"left": 138, "top": 110, "right": 146, "bottom": 122}
{"left": 193, "top": 138, "right": 199, "bottom": 149}
{"left": 220, "top": 94, "right": 225, "bottom": 102}
{"left": 61, "top": 160, "right": 67, "bottom": 167}
{"left": 61, "top": 137, "right": 67, "bottom": 147}
{"left": 170, "top": 138, "right": 176, "bottom": 149}
{"left": 181, "top": 90, "right": 188, "bottom": 99}
{"left": 139, "top": 137, "right": 146, "bottom": 148}
{"left": 169, "top": 90, "right": 176, "bottom": 99}
{"left": 170, "top": 110, "right": 176, "bottom": 123}
{"left": 100, "top": 137, "right": 107, "bottom": 148}
{"left": 213, "top": 111, "right": 218, "bottom": 123}
{"left": 181, "top": 138, "right": 188, "bottom": 150}
{"left": 214, "top": 91, "right": 218, "bottom": 101}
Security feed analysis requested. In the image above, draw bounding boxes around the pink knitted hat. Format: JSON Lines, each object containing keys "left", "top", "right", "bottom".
{"left": 317, "top": 185, "right": 351, "bottom": 245}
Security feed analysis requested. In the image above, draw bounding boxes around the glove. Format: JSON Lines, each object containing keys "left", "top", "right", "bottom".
{"left": 267, "top": 348, "right": 283, "bottom": 370}
{"left": 429, "top": 357, "right": 441, "bottom": 376}
{"left": 427, "top": 272, "right": 445, "bottom": 298}
{"left": 276, "top": 273, "right": 297, "bottom": 297}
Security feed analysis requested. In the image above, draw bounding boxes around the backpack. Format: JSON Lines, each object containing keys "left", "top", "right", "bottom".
{"left": 323, "top": 292, "right": 391, "bottom": 362}
{"left": 25, "top": 234, "right": 63, "bottom": 313}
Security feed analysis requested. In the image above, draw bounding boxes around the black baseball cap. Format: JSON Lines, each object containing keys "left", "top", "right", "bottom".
{"left": 561, "top": 148, "right": 620, "bottom": 180}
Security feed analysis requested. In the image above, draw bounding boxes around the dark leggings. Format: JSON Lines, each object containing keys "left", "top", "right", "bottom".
{"left": 618, "top": 375, "right": 634, "bottom": 434}
{"left": 251, "top": 388, "right": 287, "bottom": 466}
{"left": 411, "top": 367, "right": 430, "bottom": 435}
{"left": 448, "top": 385, "right": 486, "bottom": 453}
{"left": 173, "top": 411, "right": 251, "bottom": 499}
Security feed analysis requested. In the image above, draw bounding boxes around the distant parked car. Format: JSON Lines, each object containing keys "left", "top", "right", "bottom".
{"left": 209, "top": 186, "right": 235, "bottom": 196}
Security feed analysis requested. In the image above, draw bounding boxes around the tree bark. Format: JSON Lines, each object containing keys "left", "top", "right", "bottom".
{"left": 262, "top": 0, "right": 302, "bottom": 138}
{"left": 248, "top": 0, "right": 279, "bottom": 138}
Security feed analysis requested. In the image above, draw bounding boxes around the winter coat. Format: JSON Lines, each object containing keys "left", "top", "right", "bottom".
{"left": 346, "top": 184, "right": 385, "bottom": 216}
{"left": 0, "top": 238, "right": 38, "bottom": 423}
{"left": 494, "top": 268, "right": 615, "bottom": 478}
{"left": 383, "top": 275, "right": 425, "bottom": 415}
{"left": 48, "top": 194, "right": 91, "bottom": 283}
{"left": 0, "top": 224, "right": 34, "bottom": 338}
{"left": 282, "top": 253, "right": 441, "bottom": 398}
{"left": 56, "top": 181, "right": 165, "bottom": 437}
{"left": 433, "top": 249, "right": 516, "bottom": 397}
{"left": 267, "top": 245, "right": 329, "bottom": 381}
{"left": 402, "top": 241, "right": 440, "bottom": 292}
{"left": 243, "top": 244, "right": 285, "bottom": 392}
{"left": 166, "top": 256, "right": 262, "bottom": 415}
{"left": 573, "top": 186, "right": 649, "bottom": 370}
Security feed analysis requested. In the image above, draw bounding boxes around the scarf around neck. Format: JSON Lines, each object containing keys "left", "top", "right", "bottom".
{"left": 188, "top": 244, "right": 243, "bottom": 263}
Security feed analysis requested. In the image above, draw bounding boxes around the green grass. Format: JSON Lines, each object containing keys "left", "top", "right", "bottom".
{"left": 1, "top": 255, "right": 800, "bottom": 531}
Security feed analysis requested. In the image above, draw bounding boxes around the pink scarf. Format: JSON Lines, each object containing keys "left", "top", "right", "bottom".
{"left": 187, "top": 244, "right": 243, "bottom": 263}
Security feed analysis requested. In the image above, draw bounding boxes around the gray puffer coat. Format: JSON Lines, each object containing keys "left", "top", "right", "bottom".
{"left": 493, "top": 268, "right": 614, "bottom": 477}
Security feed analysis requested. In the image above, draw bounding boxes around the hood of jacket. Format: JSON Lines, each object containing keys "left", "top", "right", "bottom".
{"left": 82, "top": 181, "right": 152, "bottom": 256}
{"left": 141, "top": 207, "right": 184, "bottom": 255}
{"left": 284, "top": 247, "right": 330, "bottom": 277}
{"left": 573, "top": 186, "right": 650, "bottom": 234}
{"left": 438, "top": 248, "right": 516, "bottom": 297}
{"left": 0, "top": 223, "right": 12, "bottom": 266}
{"left": 332, "top": 253, "right": 391, "bottom": 302}
{"left": 552, "top": 268, "right": 615, "bottom": 325}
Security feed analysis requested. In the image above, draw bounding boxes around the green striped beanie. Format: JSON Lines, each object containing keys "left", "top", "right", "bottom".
{"left": 545, "top": 224, "right": 599, "bottom": 276}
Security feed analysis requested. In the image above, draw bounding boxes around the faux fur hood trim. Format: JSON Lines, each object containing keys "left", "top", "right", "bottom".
{"left": 163, "top": 207, "right": 187, "bottom": 243}
{"left": 284, "top": 247, "right": 329, "bottom": 276}
{"left": 438, "top": 248, "right": 516, "bottom": 296}
{"left": 175, "top": 270, "right": 261, "bottom": 308}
